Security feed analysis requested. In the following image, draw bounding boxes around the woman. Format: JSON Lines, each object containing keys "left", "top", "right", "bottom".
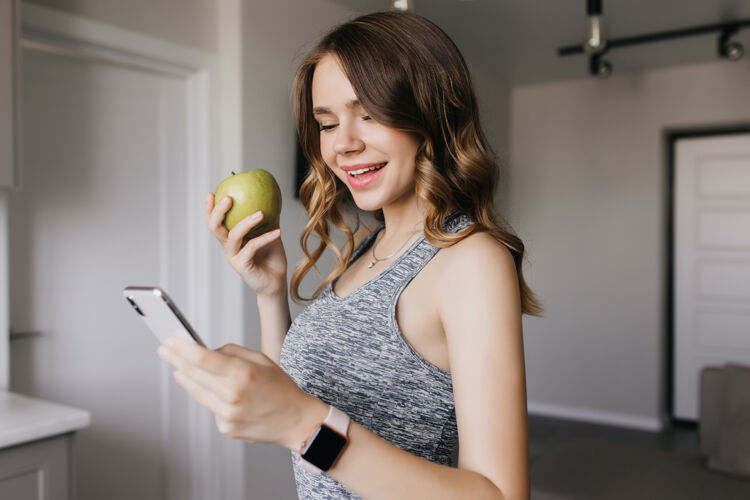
{"left": 158, "top": 10, "right": 542, "bottom": 500}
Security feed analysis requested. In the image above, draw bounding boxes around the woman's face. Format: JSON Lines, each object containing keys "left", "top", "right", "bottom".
{"left": 311, "top": 53, "right": 421, "bottom": 212}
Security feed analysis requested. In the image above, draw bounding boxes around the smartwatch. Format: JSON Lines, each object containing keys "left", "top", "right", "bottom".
{"left": 297, "top": 405, "right": 350, "bottom": 474}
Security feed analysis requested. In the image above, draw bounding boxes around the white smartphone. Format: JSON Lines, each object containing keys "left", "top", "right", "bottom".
{"left": 123, "top": 286, "right": 206, "bottom": 347}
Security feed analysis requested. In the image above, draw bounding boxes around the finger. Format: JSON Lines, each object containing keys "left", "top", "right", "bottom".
{"left": 225, "top": 211, "right": 265, "bottom": 255}
{"left": 233, "top": 227, "right": 282, "bottom": 264}
{"left": 205, "top": 192, "right": 217, "bottom": 226}
{"left": 204, "top": 192, "right": 214, "bottom": 217}
{"left": 207, "top": 194, "right": 232, "bottom": 239}
{"left": 173, "top": 370, "right": 236, "bottom": 418}
{"left": 205, "top": 193, "right": 221, "bottom": 229}
{"left": 216, "top": 414, "right": 251, "bottom": 441}
{"left": 160, "top": 337, "right": 242, "bottom": 378}
{"left": 218, "top": 343, "right": 271, "bottom": 366}
{"left": 174, "top": 360, "right": 243, "bottom": 404}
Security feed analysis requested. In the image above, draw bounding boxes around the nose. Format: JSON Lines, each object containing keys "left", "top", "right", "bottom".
{"left": 332, "top": 120, "right": 364, "bottom": 156}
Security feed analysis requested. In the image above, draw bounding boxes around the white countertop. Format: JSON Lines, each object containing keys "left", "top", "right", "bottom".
{"left": 0, "top": 391, "right": 91, "bottom": 449}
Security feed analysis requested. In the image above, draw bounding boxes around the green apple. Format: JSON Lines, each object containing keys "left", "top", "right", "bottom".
{"left": 214, "top": 169, "right": 282, "bottom": 242}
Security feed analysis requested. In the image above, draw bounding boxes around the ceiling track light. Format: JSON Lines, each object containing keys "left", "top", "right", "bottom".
{"left": 719, "top": 26, "right": 745, "bottom": 61}
{"left": 584, "top": 0, "right": 606, "bottom": 54}
{"left": 559, "top": 1, "right": 750, "bottom": 78}
{"left": 392, "top": 0, "right": 414, "bottom": 12}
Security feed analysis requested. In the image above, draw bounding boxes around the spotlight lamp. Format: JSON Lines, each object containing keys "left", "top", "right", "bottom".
{"left": 584, "top": 0, "right": 607, "bottom": 54}
{"left": 558, "top": 1, "right": 750, "bottom": 78}
{"left": 590, "top": 54, "right": 613, "bottom": 78}
{"left": 392, "top": 0, "right": 413, "bottom": 12}
{"left": 719, "top": 27, "right": 745, "bottom": 61}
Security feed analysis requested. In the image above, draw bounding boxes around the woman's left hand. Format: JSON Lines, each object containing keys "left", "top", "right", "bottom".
{"left": 157, "top": 337, "right": 327, "bottom": 450}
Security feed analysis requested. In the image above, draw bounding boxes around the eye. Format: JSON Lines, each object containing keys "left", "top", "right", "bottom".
{"left": 362, "top": 115, "right": 372, "bottom": 121}
{"left": 319, "top": 124, "right": 337, "bottom": 132}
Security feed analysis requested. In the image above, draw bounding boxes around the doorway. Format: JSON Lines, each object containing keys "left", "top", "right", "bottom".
{"left": 667, "top": 127, "right": 750, "bottom": 422}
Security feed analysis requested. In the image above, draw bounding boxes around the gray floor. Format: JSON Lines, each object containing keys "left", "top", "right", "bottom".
{"left": 528, "top": 414, "right": 750, "bottom": 499}
{"left": 528, "top": 414, "right": 700, "bottom": 465}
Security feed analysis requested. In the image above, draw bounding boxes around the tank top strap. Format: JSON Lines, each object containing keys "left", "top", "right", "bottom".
{"left": 379, "top": 209, "right": 475, "bottom": 290}
{"left": 440, "top": 209, "right": 475, "bottom": 234}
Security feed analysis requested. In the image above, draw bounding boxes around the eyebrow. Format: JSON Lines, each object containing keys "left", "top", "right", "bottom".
{"left": 312, "top": 99, "right": 361, "bottom": 115}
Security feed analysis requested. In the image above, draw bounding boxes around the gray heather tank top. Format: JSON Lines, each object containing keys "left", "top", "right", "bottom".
{"left": 279, "top": 210, "right": 474, "bottom": 499}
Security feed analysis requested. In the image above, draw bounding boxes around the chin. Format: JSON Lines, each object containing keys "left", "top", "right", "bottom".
{"left": 349, "top": 194, "right": 384, "bottom": 213}
{"left": 352, "top": 200, "right": 383, "bottom": 213}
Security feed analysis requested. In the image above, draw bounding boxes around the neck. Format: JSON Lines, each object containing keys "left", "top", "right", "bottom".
{"left": 378, "top": 197, "right": 425, "bottom": 245}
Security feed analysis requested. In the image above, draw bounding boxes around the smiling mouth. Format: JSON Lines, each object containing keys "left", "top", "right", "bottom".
{"left": 347, "top": 162, "right": 387, "bottom": 177}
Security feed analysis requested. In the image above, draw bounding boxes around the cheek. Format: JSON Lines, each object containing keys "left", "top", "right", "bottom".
{"left": 393, "top": 140, "right": 420, "bottom": 171}
{"left": 318, "top": 136, "right": 335, "bottom": 164}
{"left": 382, "top": 130, "right": 419, "bottom": 162}
{"left": 318, "top": 137, "right": 344, "bottom": 180}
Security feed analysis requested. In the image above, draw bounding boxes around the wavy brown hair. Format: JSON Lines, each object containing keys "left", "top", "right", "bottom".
{"left": 289, "top": 11, "right": 543, "bottom": 316}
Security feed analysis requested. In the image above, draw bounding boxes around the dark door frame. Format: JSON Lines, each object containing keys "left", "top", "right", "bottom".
{"left": 664, "top": 124, "right": 750, "bottom": 425}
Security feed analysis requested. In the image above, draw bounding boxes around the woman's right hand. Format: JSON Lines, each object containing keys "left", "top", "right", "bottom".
{"left": 206, "top": 193, "right": 288, "bottom": 298}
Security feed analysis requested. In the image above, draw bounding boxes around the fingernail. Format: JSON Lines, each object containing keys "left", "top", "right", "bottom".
{"left": 223, "top": 196, "right": 231, "bottom": 204}
{"left": 157, "top": 345, "right": 169, "bottom": 358}
{"left": 251, "top": 211, "right": 262, "bottom": 220}
{"left": 205, "top": 193, "right": 212, "bottom": 201}
{"left": 165, "top": 337, "right": 176, "bottom": 348}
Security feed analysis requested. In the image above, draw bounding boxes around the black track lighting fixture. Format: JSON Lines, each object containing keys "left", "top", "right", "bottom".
{"left": 559, "top": 1, "right": 750, "bottom": 78}
{"left": 583, "top": 0, "right": 606, "bottom": 55}
{"left": 590, "top": 53, "right": 612, "bottom": 78}
{"left": 583, "top": 0, "right": 612, "bottom": 78}
{"left": 718, "top": 25, "right": 745, "bottom": 61}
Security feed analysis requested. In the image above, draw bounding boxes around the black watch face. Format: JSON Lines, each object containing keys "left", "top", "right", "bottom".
{"left": 301, "top": 425, "right": 347, "bottom": 471}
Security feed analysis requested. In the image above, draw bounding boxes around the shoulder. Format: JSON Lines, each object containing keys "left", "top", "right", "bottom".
{"left": 437, "top": 230, "right": 520, "bottom": 321}
{"left": 441, "top": 230, "right": 517, "bottom": 280}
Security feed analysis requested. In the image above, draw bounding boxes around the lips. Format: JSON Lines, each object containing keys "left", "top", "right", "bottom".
{"left": 344, "top": 161, "right": 387, "bottom": 189}
{"left": 346, "top": 162, "right": 387, "bottom": 177}
{"left": 341, "top": 162, "right": 387, "bottom": 173}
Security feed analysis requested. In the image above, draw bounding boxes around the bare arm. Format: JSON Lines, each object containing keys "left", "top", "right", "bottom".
{"left": 257, "top": 290, "right": 291, "bottom": 365}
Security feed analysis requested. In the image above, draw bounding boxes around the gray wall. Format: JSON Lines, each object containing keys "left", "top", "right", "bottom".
{"left": 11, "top": 2, "right": 219, "bottom": 500}
{"left": 239, "top": 6, "right": 512, "bottom": 320}
{"left": 11, "top": 1, "right": 511, "bottom": 498}
{"left": 509, "top": 59, "right": 750, "bottom": 428}
{"left": 239, "top": 1, "right": 360, "bottom": 497}
{"left": 238, "top": 3, "right": 512, "bottom": 496}
{"left": 26, "top": 0, "right": 217, "bottom": 50}
{"left": 471, "top": 64, "right": 511, "bottom": 214}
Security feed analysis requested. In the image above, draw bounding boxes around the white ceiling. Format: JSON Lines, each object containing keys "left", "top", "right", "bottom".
{"left": 326, "top": 0, "right": 750, "bottom": 85}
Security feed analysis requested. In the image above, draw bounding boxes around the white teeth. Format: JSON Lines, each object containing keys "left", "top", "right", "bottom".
{"left": 349, "top": 163, "right": 386, "bottom": 176}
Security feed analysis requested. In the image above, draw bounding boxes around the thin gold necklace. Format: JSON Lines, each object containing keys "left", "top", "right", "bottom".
{"left": 368, "top": 229, "right": 422, "bottom": 269}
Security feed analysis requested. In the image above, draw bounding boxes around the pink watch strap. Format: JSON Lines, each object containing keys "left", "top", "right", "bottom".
{"left": 297, "top": 405, "right": 350, "bottom": 474}
{"left": 324, "top": 405, "right": 350, "bottom": 435}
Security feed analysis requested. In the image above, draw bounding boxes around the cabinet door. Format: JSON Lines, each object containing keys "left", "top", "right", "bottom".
{"left": 0, "top": 0, "right": 20, "bottom": 189}
{"left": 0, "top": 433, "right": 72, "bottom": 500}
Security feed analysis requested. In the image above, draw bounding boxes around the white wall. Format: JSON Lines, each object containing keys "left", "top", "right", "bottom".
{"left": 509, "top": 59, "right": 750, "bottom": 430}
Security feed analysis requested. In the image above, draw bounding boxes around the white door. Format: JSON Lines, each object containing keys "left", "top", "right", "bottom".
{"left": 10, "top": 42, "right": 192, "bottom": 500}
{"left": 673, "top": 133, "right": 750, "bottom": 421}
